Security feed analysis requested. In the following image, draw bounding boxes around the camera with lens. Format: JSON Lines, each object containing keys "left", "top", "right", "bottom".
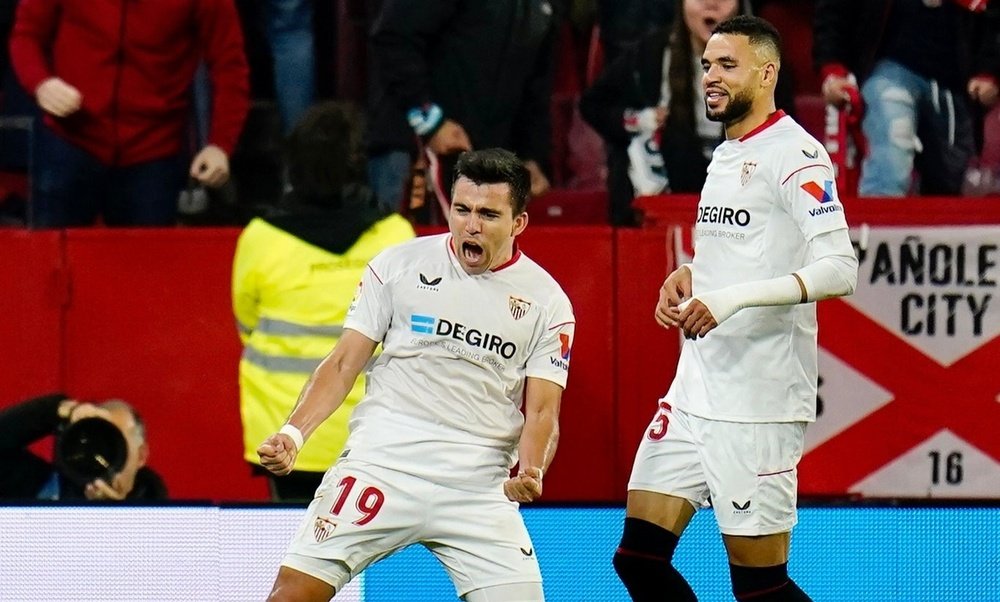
{"left": 56, "top": 416, "right": 128, "bottom": 487}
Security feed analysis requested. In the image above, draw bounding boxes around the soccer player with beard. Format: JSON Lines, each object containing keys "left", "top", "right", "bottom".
{"left": 613, "top": 16, "right": 858, "bottom": 602}
{"left": 257, "top": 148, "right": 575, "bottom": 602}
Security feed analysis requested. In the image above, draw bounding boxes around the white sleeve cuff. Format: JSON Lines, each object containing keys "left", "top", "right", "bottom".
{"left": 695, "top": 275, "right": 803, "bottom": 325}
{"left": 796, "top": 254, "right": 858, "bottom": 301}
{"left": 797, "top": 229, "right": 859, "bottom": 301}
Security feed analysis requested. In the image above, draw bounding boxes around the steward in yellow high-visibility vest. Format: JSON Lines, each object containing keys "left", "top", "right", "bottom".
{"left": 231, "top": 102, "right": 416, "bottom": 500}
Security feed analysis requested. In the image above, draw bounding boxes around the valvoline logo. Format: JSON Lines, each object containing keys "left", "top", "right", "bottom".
{"left": 549, "top": 331, "right": 571, "bottom": 371}
{"left": 559, "top": 333, "right": 572, "bottom": 360}
{"left": 801, "top": 180, "right": 835, "bottom": 203}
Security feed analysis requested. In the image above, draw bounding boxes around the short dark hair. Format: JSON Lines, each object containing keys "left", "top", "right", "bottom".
{"left": 452, "top": 149, "right": 531, "bottom": 215}
{"left": 285, "top": 101, "right": 366, "bottom": 204}
{"left": 713, "top": 15, "right": 782, "bottom": 62}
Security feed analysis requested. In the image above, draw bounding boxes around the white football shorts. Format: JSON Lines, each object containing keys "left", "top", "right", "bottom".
{"left": 281, "top": 458, "right": 542, "bottom": 597}
{"left": 628, "top": 400, "right": 806, "bottom": 536}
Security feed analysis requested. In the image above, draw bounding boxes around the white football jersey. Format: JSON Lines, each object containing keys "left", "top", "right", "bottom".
{"left": 667, "top": 111, "right": 849, "bottom": 422}
{"left": 343, "top": 234, "right": 575, "bottom": 490}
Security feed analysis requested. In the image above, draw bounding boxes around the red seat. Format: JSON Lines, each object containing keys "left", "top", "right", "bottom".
{"left": 529, "top": 188, "right": 608, "bottom": 225}
{"left": 979, "top": 103, "right": 1000, "bottom": 167}
{"left": 795, "top": 93, "right": 827, "bottom": 141}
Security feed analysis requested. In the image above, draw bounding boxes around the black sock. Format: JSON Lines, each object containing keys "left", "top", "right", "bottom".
{"left": 613, "top": 517, "right": 697, "bottom": 601}
{"left": 730, "top": 563, "right": 812, "bottom": 601}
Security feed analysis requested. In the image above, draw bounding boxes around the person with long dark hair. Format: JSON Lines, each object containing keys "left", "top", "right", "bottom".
{"left": 581, "top": 0, "right": 795, "bottom": 226}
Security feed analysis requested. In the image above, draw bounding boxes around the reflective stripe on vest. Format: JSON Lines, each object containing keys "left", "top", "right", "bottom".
{"left": 241, "top": 347, "right": 324, "bottom": 374}
{"left": 241, "top": 346, "right": 378, "bottom": 374}
{"left": 256, "top": 317, "right": 344, "bottom": 337}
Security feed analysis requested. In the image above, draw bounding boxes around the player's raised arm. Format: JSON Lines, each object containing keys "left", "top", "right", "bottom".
{"left": 505, "top": 377, "right": 562, "bottom": 503}
{"left": 257, "top": 329, "right": 378, "bottom": 475}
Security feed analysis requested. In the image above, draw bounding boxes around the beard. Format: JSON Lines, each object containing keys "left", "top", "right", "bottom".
{"left": 705, "top": 87, "right": 754, "bottom": 125}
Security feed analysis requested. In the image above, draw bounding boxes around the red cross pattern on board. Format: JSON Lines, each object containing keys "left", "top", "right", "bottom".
{"left": 798, "top": 298, "right": 1000, "bottom": 493}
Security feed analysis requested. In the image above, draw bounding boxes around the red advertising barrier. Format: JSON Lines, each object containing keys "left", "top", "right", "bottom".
{"left": 0, "top": 226, "right": 621, "bottom": 502}
{"left": 636, "top": 195, "right": 1000, "bottom": 498}
{"left": 0, "top": 230, "right": 62, "bottom": 402}
{"left": 612, "top": 227, "right": 678, "bottom": 494}
{"left": 3, "top": 195, "right": 998, "bottom": 501}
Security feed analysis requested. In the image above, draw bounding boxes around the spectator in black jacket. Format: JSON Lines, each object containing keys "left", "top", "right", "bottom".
{"left": 0, "top": 0, "right": 14, "bottom": 79}
{"left": 814, "top": 0, "right": 1000, "bottom": 196}
{"left": 0, "top": 393, "right": 167, "bottom": 501}
{"left": 597, "top": 0, "right": 675, "bottom": 65}
{"left": 366, "top": 0, "right": 557, "bottom": 214}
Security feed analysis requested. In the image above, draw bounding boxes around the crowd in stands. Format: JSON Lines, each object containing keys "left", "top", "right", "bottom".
{"left": 0, "top": 0, "right": 998, "bottom": 229}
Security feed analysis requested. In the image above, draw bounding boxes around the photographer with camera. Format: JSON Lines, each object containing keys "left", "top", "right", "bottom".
{"left": 0, "top": 393, "right": 166, "bottom": 500}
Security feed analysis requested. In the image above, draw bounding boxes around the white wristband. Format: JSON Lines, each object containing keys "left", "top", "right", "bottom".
{"left": 278, "top": 423, "right": 304, "bottom": 451}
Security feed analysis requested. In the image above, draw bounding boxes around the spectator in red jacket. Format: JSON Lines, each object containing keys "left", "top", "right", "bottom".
{"left": 9, "top": 0, "right": 250, "bottom": 227}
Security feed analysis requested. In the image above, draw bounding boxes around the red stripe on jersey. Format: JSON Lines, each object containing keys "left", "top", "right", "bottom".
{"left": 780, "top": 163, "right": 826, "bottom": 186}
{"left": 491, "top": 241, "right": 522, "bottom": 272}
{"left": 446, "top": 236, "right": 522, "bottom": 272}
{"left": 738, "top": 110, "right": 786, "bottom": 142}
{"left": 757, "top": 468, "right": 794, "bottom": 477}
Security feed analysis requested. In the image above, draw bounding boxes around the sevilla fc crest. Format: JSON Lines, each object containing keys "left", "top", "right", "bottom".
{"left": 509, "top": 296, "right": 531, "bottom": 320}
{"left": 314, "top": 516, "right": 337, "bottom": 543}
{"left": 740, "top": 161, "right": 757, "bottom": 187}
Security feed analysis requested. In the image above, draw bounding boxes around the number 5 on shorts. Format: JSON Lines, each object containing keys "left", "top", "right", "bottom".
{"left": 647, "top": 401, "right": 672, "bottom": 441}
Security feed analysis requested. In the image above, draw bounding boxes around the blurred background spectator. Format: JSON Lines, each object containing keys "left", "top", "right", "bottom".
{"left": 0, "top": 1, "right": 13, "bottom": 81}
{"left": 0, "top": 393, "right": 167, "bottom": 501}
{"left": 219, "top": 0, "right": 347, "bottom": 222}
{"left": 814, "top": 0, "right": 1000, "bottom": 197}
{"left": 232, "top": 101, "right": 414, "bottom": 502}
{"left": 8, "top": 0, "right": 249, "bottom": 227}
{"left": 5, "top": 0, "right": 999, "bottom": 231}
{"left": 596, "top": 0, "right": 675, "bottom": 65}
{"left": 365, "top": 0, "right": 558, "bottom": 219}
{"left": 0, "top": 0, "right": 32, "bottom": 225}
{"left": 263, "top": 0, "right": 317, "bottom": 135}
{"left": 182, "top": 0, "right": 320, "bottom": 225}
{"left": 580, "top": 0, "right": 796, "bottom": 226}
